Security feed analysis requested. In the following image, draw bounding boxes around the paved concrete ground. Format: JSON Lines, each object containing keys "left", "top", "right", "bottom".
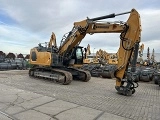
{"left": 0, "top": 70, "right": 160, "bottom": 120}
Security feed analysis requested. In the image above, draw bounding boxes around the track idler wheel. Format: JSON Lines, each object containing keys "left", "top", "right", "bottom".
{"left": 73, "top": 69, "right": 91, "bottom": 82}
{"left": 29, "top": 69, "right": 34, "bottom": 76}
{"left": 83, "top": 71, "right": 91, "bottom": 82}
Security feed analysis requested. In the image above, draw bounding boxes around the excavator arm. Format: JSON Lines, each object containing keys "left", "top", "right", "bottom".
{"left": 83, "top": 44, "right": 91, "bottom": 64}
{"left": 138, "top": 43, "right": 144, "bottom": 57}
{"left": 48, "top": 32, "right": 57, "bottom": 48}
{"left": 84, "top": 44, "right": 91, "bottom": 58}
{"left": 59, "top": 9, "right": 141, "bottom": 95}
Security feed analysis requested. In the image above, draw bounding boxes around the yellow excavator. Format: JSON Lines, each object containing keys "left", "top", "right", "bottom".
{"left": 92, "top": 49, "right": 107, "bottom": 64}
{"left": 83, "top": 44, "right": 92, "bottom": 64}
{"left": 137, "top": 43, "right": 144, "bottom": 65}
{"left": 150, "top": 48, "right": 157, "bottom": 67}
{"left": 94, "top": 49, "right": 118, "bottom": 65}
{"left": 29, "top": 8, "right": 141, "bottom": 96}
{"left": 108, "top": 53, "right": 118, "bottom": 65}
{"left": 143, "top": 47, "right": 156, "bottom": 67}
{"left": 144, "top": 47, "right": 150, "bottom": 66}
{"left": 139, "top": 43, "right": 144, "bottom": 57}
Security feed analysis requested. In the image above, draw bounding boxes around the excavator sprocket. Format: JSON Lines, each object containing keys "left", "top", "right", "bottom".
{"left": 29, "top": 67, "right": 72, "bottom": 85}
{"left": 77, "top": 69, "right": 91, "bottom": 82}
{"left": 67, "top": 67, "right": 91, "bottom": 82}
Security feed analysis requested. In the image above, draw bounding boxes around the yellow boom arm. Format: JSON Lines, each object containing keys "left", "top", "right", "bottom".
{"left": 59, "top": 9, "right": 141, "bottom": 95}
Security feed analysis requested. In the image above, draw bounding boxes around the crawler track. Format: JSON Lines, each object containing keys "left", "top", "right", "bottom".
{"left": 29, "top": 67, "right": 72, "bottom": 85}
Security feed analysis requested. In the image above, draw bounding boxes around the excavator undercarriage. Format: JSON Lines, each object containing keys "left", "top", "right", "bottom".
{"left": 29, "top": 67, "right": 91, "bottom": 85}
{"left": 29, "top": 44, "right": 91, "bottom": 84}
{"left": 29, "top": 66, "right": 91, "bottom": 85}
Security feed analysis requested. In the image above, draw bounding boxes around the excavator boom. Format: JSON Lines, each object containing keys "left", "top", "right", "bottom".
{"left": 59, "top": 9, "right": 141, "bottom": 95}
{"left": 58, "top": 11, "right": 132, "bottom": 55}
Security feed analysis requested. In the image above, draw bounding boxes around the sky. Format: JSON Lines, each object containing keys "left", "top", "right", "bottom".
{"left": 0, "top": 0, "right": 160, "bottom": 55}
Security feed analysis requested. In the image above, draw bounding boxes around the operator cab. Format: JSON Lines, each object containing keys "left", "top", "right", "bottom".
{"left": 68, "top": 46, "right": 84, "bottom": 65}
{"left": 75, "top": 47, "right": 83, "bottom": 64}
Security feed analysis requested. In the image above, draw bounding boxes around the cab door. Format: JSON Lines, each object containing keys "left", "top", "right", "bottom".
{"left": 75, "top": 47, "right": 83, "bottom": 64}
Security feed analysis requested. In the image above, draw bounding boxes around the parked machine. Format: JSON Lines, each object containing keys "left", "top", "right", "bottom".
{"left": 29, "top": 8, "right": 141, "bottom": 96}
{"left": 100, "top": 64, "right": 117, "bottom": 78}
{"left": 153, "top": 71, "right": 160, "bottom": 85}
{"left": 137, "top": 43, "right": 144, "bottom": 64}
{"left": 82, "top": 48, "right": 118, "bottom": 78}
{"left": 0, "top": 51, "right": 6, "bottom": 62}
{"left": 83, "top": 44, "right": 92, "bottom": 64}
{"left": 99, "top": 52, "right": 118, "bottom": 78}
{"left": 143, "top": 47, "right": 152, "bottom": 66}
{"left": 0, "top": 52, "right": 28, "bottom": 70}
{"left": 150, "top": 48, "right": 157, "bottom": 68}
{"left": 139, "top": 69, "right": 151, "bottom": 82}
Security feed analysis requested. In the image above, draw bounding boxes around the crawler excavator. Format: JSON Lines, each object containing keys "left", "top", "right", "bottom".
{"left": 137, "top": 43, "right": 144, "bottom": 65}
{"left": 83, "top": 44, "right": 92, "bottom": 64}
{"left": 29, "top": 8, "right": 141, "bottom": 96}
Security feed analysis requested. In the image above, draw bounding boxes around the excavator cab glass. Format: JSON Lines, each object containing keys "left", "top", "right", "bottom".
{"left": 75, "top": 47, "right": 83, "bottom": 64}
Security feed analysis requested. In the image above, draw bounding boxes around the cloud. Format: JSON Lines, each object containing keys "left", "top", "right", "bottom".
{"left": 0, "top": 9, "right": 17, "bottom": 25}
{"left": 140, "top": 9, "right": 160, "bottom": 42}
{"left": 0, "top": 23, "right": 47, "bottom": 54}
{"left": 143, "top": 40, "right": 160, "bottom": 53}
